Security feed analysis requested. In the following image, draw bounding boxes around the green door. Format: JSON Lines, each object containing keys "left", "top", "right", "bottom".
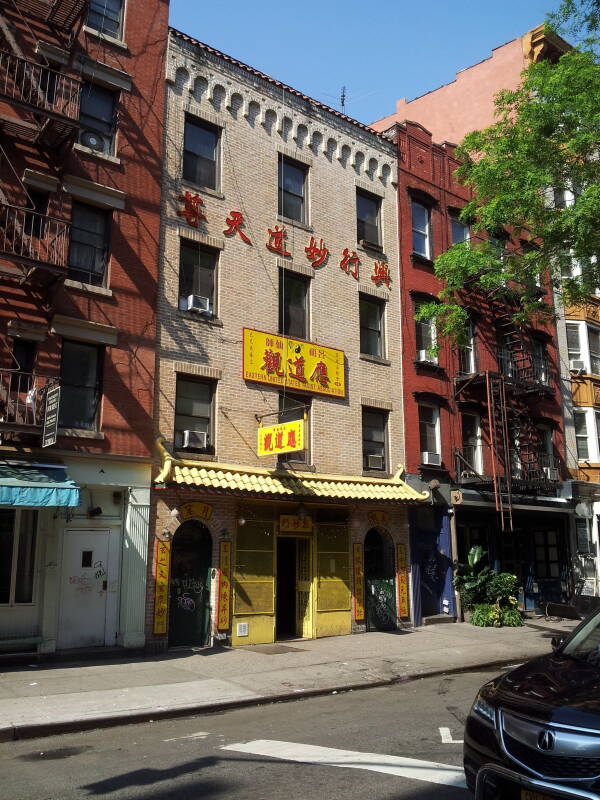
{"left": 169, "top": 521, "right": 212, "bottom": 647}
{"left": 364, "top": 528, "right": 397, "bottom": 631}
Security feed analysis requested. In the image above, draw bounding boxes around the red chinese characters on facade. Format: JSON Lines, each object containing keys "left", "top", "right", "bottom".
{"left": 261, "top": 348, "right": 285, "bottom": 377}
{"left": 224, "top": 210, "right": 251, "bottom": 244}
{"left": 371, "top": 261, "right": 392, "bottom": 288}
{"left": 177, "top": 191, "right": 206, "bottom": 227}
{"left": 340, "top": 248, "right": 360, "bottom": 280}
{"left": 263, "top": 428, "right": 298, "bottom": 452}
{"left": 304, "top": 236, "right": 329, "bottom": 267}
{"left": 266, "top": 225, "right": 291, "bottom": 257}
{"left": 288, "top": 355, "right": 307, "bottom": 383}
{"left": 310, "top": 360, "right": 329, "bottom": 388}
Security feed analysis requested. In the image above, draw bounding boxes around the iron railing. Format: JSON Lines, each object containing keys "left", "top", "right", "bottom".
{"left": 496, "top": 347, "right": 551, "bottom": 387}
{"left": 0, "top": 203, "right": 70, "bottom": 270}
{"left": 0, "top": 50, "right": 81, "bottom": 121}
{"left": 0, "top": 371, "right": 58, "bottom": 429}
{"left": 455, "top": 447, "right": 560, "bottom": 484}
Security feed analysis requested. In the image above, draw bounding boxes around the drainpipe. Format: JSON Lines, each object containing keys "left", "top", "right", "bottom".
{"left": 449, "top": 508, "right": 462, "bottom": 620}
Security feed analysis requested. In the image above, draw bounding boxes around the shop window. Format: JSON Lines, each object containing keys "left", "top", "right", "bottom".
{"left": 183, "top": 116, "right": 220, "bottom": 190}
{"left": 359, "top": 294, "right": 384, "bottom": 357}
{"left": 279, "top": 270, "right": 308, "bottom": 339}
{"left": 174, "top": 376, "right": 214, "bottom": 452}
{"left": 79, "top": 82, "right": 117, "bottom": 155}
{"left": 68, "top": 201, "right": 110, "bottom": 286}
{"left": 356, "top": 189, "right": 381, "bottom": 248}
{"left": 0, "top": 509, "right": 38, "bottom": 605}
{"left": 179, "top": 240, "right": 218, "bottom": 315}
{"left": 59, "top": 340, "right": 103, "bottom": 430}
{"left": 278, "top": 393, "right": 310, "bottom": 464}
{"left": 87, "top": 0, "right": 124, "bottom": 38}
{"left": 278, "top": 156, "right": 307, "bottom": 223}
{"left": 362, "top": 407, "right": 387, "bottom": 472}
{"left": 411, "top": 200, "right": 431, "bottom": 258}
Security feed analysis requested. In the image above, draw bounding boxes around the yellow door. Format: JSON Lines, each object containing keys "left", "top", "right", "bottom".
{"left": 296, "top": 537, "right": 313, "bottom": 638}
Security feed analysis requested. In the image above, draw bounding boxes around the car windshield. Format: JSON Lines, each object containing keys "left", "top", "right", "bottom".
{"left": 562, "top": 611, "right": 600, "bottom": 666}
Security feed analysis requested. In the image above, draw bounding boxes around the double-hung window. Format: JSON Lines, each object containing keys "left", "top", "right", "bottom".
{"left": 411, "top": 201, "right": 431, "bottom": 258}
{"left": 415, "top": 302, "right": 437, "bottom": 363}
{"left": 279, "top": 270, "right": 308, "bottom": 339}
{"left": 179, "top": 240, "right": 217, "bottom": 314}
{"left": 458, "top": 319, "right": 476, "bottom": 374}
{"left": 278, "top": 157, "right": 307, "bottom": 223}
{"left": 0, "top": 509, "right": 38, "bottom": 605}
{"left": 68, "top": 201, "right": 110, "bottom": 286}
{"left": 359, "top": 295, "right": 384, "bottom": 358}
{"left": 87, "top": 0, "right": 124, "bottom": 38}
{"left": 362, "top": 408, "right": 387, "bottom": 472}
{"left": 574, "top": 410, "right": 590, "bottom": 460}
{"left": 183, "top": 116, "right": 219, "bottom": 190}
{"left": 461, "top": 412, "right": 482, "bottom": 474}
{"left": 59, "top": 341, "right": 103, "bottom": 430}
{"left": 451, "top": 214, "right": 469, "bottom": 245}
{"left": 279, "top": 393, "right": 309, "bottom": 464}
{"left": 356, "top": 190, "right": 381, "bottom": 248}
{"left": 566, "top": 323, "right": 583, "bottom": 368}
{"left": 589, "top": 327, "right": 600, "bottom": 375}
{"left": 174, "top": 376, "right": 213, "bottom": 452}
{"left": 419, "top": 404, "right": 440, "bottom": 465}
{"left": 79, "top": 82, "right": 117, "bottom": 154}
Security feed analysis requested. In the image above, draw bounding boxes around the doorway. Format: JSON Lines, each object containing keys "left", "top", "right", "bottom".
{"left": 364, "top": 528, "right": 397, "bottom": 631}
{"left": 168, "top": 521, "right": 212, "bottom": 648}
{"left": 276, "top": 536, "right": 312, "bottom": 640}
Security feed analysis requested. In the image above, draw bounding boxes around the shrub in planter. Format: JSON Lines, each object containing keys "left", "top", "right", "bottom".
{"left": 471, "top": 603, "right": 501, "bottom": 627}
{"left": 501, "top": 606, "right": 524, "bottom": 627}
{"left": 453, "top": 546, "right": 494, "bottom": 610}
{"left": 486, "top": 572, "right": 518, "bottom": 605}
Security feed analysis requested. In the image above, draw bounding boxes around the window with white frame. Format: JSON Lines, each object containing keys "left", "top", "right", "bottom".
{"left": 362, "top": 407, "right": 387, "bottom": 472}
{"left": 451, "top": 214, "right": 469, "bottom": 245}
{"left": 411, "top": 201, "right": 431, "bottom": 259}
{"left": 359, "top": 294, "right": 384, "bottom": 358}
{"left": 589, "top": 327, "right": 600, "bottom": 375}
{"left": 566, "top": 323, "right": 582, "bottom": 365}
{"left": 0, "top": 509, "right": 38, "bottom": 605}
{"left": 419, "top": 404, "right": 440, "bottom": 464}
{"left": 415, "top": 302, "right": 437, "bottom": 363}
{"left": 179, "top": 240, "right": 217, "bottom": 314}
{"left": 87, "top": 0, "right": 124, "bottom": 38}
{"left": 174, "top": 376, "right": 214, "bottom": 452}
{"left": 183, "top": 116, "right": 220, "bottom": 190}
{"left": 79, "top": 82, "right": 117, "bottom": 155}
{"left": 459, "top": 319, "right": 476, "bottom": 374}
{"left": 574, "top": 410, "right": 590, "bottom": 460}
{"left": 460, "top": 412, "right": 482, "bottom": 474}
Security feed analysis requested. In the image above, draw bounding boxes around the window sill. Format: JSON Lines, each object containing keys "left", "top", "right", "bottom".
{"left": 73, "top": 142, "right": 121, "bottom": 165}
{"left": 277, "top": 215, "right": 313, "bottom": 233}
{"left": 277, "top": 461, "right": 315, "bottom": 472}
{"left": 181, "top": 181, "right": 224, "bottom": 201}
{"left": 83, "top": 25, "right": 128, "bottom": 50}
{"left": 177, "top": 310, "right": 224, "bottom": 327}
{"left": 411, "top": 252, "right": 434, "bottom": 268}
{"left": 58, "top": 428, "right": 105, "bottom": 440}
{"left": 414, "top": 359, "right": 444, "bottom": 373}
{"left": 64, "top": 279, "right": 113, "bottom": 298}
{"left": 362, "top": 469, "right": 391, "bottom": 478}
{"left": 418, "top": 462, "right": 448, "bottom": 473}
{"left": 175, "top": 451, "right": 217, "bottom": 462}
{"left": 360, "top": 353, "right": 391, "bottom": 366}
{"left": 357, "top": 241, "right": 385, "bottom": 256}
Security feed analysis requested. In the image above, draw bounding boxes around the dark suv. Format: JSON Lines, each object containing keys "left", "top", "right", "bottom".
{"left": 464, "top": 610, "right": 600, "bottom": 799}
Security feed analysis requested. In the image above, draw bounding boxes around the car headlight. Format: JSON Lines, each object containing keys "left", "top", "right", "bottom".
{"left": 472, "top": 693, "right": 497, "bottom": 728}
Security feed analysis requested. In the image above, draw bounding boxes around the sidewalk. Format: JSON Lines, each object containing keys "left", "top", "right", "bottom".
{"left": 0, "top": 617, "right": 579, "bottom": 742}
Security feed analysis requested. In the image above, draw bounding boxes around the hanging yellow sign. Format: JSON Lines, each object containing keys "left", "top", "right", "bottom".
{"left": 397, "top": 543, "right": 410, "bottom": 619}
{"left": 258, "top": 419, "right": 304, "bottom": 456}
{"left": 218, "top": 540, "right": 231, "bottom": 630}
{"left": 353, "top": 542, "right": 365, "bottom": 621}
{"left": 243, "top": 328, "right": 346, "bottom": 398}
{"left": 153, "top": 539, "right": 171, "bottom": 635}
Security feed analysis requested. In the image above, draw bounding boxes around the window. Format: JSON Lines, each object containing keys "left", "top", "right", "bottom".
{"left": 174, "top": 376, "right": 213, "bottom": 452}
{"left": 179, "top": 240, "right": 217, "bottom": 314}
{"left": 509, "top": 423, "right": 522, "bottom": 478}
{"left": 59, "top": 341, "right": 102, "bottom": 430}
{"left": 9, "top": 339, "right": 36, "bottom": 394}
{"left": 411, "top": 201, "right": 431, "bottom": 258}
{"left": 415, "top": 302, "right": 437, "bottom": 363}
{"left": 362, "top": 408, "right": 387, "bottom": 471}
{"left": 574, "top": 411, "right": 589, "bottom": 460}
{"left": 461, "top": 412, "right": 482, "bottom": 474}
{"left": 458, "top": 320, "right": 476, "bottom": 374}
{"left": 87, "top": 0, "right": 124, "bottom": 38}
{"left": 182, "top": 116, "right": 219, "bottom": 190}
{"left": 589, "top": 327, "right": 600, "bottom": 375}
{"left": 279, "top": 270, "right": 308, "bottom": 339}
{"left": 278, "top": 393, "right": 309, "bottom": 464}
{"left": 419, "top": 404, "right": 440, "bottom": 464}
{"left": 532, "top": 339, "right": 549, "bottom": 385}
{"left": 79, "top": 82, "right": 116, "bottom": 154}
{"left": 566, "top": 323, "right": 582, "bottom": 364}
{"left": 596, "top": 412, "right": 600, "bottom": 462}
{"left": 359, "top": 295, "right": 384, "bottom": 357}
{"left": 278, "top": 157, "right": 307, "bottom": 223}
{"left": 68, "top": 202, "right": 110, "bottom": 286}
{"left": 356, "top": 190, "right": 381, "bottom": 248}
{"left": 24, "top": 190, "right": 48, "bottom": 237}
{"left": 0, "top": 509, "right": 37, "bottom": 605}
{"left": 451, "top": 214, "right": 469, "bottom": 245}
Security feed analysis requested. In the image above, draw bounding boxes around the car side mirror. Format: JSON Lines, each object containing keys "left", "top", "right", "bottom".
{"left": 551, "top": 635, "right": 565, "bottom": 652}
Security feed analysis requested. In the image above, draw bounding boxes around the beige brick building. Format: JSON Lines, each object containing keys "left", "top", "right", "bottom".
{"left": 146, "top": 29, "right": 428, "bottom": 651}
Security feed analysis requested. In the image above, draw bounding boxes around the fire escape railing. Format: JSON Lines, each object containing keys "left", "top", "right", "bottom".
{"left": 0, "top": 371, "right": 59, "bottom": 429}
{"left": 0, "top": 51, "right": 81, "bottom": 122}
{"left": 0, "top": 203, "right": 70, "bottom": 272}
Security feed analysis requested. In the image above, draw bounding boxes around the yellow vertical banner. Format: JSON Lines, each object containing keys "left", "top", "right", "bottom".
{"left": 218, "top": 540, "right": 232, "bottom": 630}
{"left": 353, "top": 542, "right": 365, "bottom": 621}
{"left": 153, "top": 539, "right": 171, "bottom": 635}
{"left": 397, "top": 543, "right": 409, "bottom": 618}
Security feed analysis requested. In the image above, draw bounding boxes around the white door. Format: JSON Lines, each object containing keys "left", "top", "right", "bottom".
{"left": 58, "top": 529, "right": 113, "bottom": 649}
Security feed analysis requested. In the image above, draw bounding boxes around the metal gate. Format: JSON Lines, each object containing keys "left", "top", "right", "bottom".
{"left": 364, "top": 528, "right": 397, "bottom": 631}
{"left": 169, "top": 521, "right": 212, "bottom": 647}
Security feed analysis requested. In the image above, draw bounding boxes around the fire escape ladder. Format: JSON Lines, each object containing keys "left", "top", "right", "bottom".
{"left": 495, "top": 296, "right": 533, "bottom": 383}
{"left": 486, "top": 372, "right": 513, "bottom": 532}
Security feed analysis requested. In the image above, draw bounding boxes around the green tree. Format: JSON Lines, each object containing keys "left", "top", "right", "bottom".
{"left": 416, "top": 39, "right": 600, "bottom": 345}
{"left": 550, "top": 0, "right": 600, "bottom": 40}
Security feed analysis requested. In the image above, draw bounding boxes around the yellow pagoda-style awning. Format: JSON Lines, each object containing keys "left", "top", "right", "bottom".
{"left": 155, "top": 438, "right": 429, "bottom": 504}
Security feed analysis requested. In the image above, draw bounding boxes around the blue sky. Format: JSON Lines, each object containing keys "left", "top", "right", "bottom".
{"left": 169, "top": 0, "right": 562, "bottom": 125}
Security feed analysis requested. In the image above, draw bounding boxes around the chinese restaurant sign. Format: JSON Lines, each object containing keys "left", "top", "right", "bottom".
{"left": 353, "top": 542, "right": 365, "bottom": 621}
{"left": 258, "top": 419, "right": 304, "bottom": 457}
{"left": 153, "top": 540, "right": 171, "bottom": 635}
{"left": 397, "top": 543, "right": 409, "bottom": 618}
{"left": 280, "top": 514, "right": 313, "bottom": 533}
{"left": 217, "top": 541, "right": 231, "bottom": 630}
{"left": 178, "top": 501, "right": 213, "bottom": 521}
{"left": 243, "top": 328, "right": 345, "bottom": 398}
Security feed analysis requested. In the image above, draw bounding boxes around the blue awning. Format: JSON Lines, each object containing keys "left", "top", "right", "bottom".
{"left": 0, "top": 462, "right": 80, "bottom": 507}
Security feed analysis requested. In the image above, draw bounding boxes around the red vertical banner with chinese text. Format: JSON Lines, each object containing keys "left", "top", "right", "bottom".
{"left": 153, "top": 540, "right": 171, "bottom": 635}
{"left": 353, "top": 542, "right": 365, "bottom": 621}
{"left": 218, "top": 540, "right": 232, "bottom": 630}
{"left": 397, "top": 543, "right": 410, "bottom": 618}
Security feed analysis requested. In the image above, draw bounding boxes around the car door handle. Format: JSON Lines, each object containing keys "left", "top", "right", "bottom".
{"left": 102, "top": 580, "right": 107, "bottom": 591}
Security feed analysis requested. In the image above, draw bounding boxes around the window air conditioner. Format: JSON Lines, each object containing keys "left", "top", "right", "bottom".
{"left": 367, "top": 454, "right": 384, "bottom": 470}
{"left": 543, "top": 466, "right": 560, "bottom": 481}
{"left": 417, "top": 349, "right": 436, "bottom": 363}
{"left": 182, "top": 430, "right": 207, "bottom": 449}
{"left": 187, "top": 294, "right": 210, "bottom": 313}
{"left": 569, "top": 359, "right": 586, "bottom": 372}
{"left": 79, "top": 129, "right": 111, "bottom": 154}
{"left": 421, "top": 451, "right": 441, "bottom": 466}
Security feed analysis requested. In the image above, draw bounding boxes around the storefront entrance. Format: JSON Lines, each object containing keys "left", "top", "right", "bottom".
{"left": 168, "top": 521, "right": 212, "bottom": 648}
{"left": 364, "top": 528, "right": 397, "bottom": 631}
{"left": 276, "top": 535, "right": 312, "bottom": 640}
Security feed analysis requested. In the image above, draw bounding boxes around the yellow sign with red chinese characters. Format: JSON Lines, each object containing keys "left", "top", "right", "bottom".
{"left": 397, "top": 543, "right": 410, "bottom": 618}
{"left": 217, "top": 540, "right": 231, "bottom": 630}
{"left": 280, "top": 514, "right": 313, "bottom": 533}
{"left": 178, "top": 501, "right": 213, "bottom": 521}
{"left": 243, "top": 328, "right": 346, "bottom": 398}
{"left": 258, "top": 419, "right": 304, "bottom": 457}
{"left": 153, "top": 540, "right": 171, "bottom": 635}
{"left": 353, "top": 542, "right": 365, "bottom": 621}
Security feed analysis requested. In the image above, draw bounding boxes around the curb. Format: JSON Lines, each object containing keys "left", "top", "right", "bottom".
{"left": 0, "top": 654, "right": 534, "bottom": 742}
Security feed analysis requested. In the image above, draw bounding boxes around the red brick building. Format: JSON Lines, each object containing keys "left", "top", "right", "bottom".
{"left": 0, "top": 0, "right": 168, "bottom": 654}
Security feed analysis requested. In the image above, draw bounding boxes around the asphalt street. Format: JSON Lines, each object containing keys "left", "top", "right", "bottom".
{"left": 0, "top": 667, "right": 509, "bottom": 799}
